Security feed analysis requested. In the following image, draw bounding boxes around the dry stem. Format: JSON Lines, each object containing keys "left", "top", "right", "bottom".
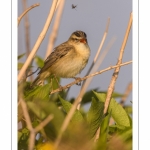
{"left": 22, "top": 0, "right": 33, "bottom": 82}
{"left": 120, "top": 81, "right": 132, "bottom": 106}
{"left": 34, "top": 114, "right": 54, "bottom": 132}
{"left": 94, "top": 127, "right": 100, "bottom": 142}
{"left": 18, "top": 0, "right": 59, "bottom": 82}
{"left": 18, "top": 3, "right": 40, "bottom": 26}
{"left": 45, "top": 0, "right": 65, "bottom": 59}
{"left": 94, "top": 18, "right": 110, "bottom": 63}
{"left": 103, "top": 12, "right": 133, "bottom": 114}
{"left": 20, "top": 98, "right": 33, "bottom": 131}
{"left": 22, "top": 0, "right": 31, "bottom": 58}
{"left": 85, "top": 18, "right": 110, "bottom": 76}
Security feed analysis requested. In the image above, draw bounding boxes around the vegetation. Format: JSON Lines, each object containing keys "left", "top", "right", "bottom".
{"left": 18, "top": 1, "right": 132, "bottom": 150}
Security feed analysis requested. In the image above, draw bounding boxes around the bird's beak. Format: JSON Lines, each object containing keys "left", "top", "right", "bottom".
{"left": 80, "top": 38, "right": 87, "bottom": 44}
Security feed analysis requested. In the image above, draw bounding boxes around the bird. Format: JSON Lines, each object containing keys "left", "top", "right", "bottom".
{"left": 72, "top": 4, "right": 77, "bottom": 10}
{"left": 31, "top": 30, "right": 91, "bottom": 87}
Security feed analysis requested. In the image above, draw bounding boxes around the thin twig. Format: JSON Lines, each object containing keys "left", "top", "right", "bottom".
{"left": 22, "top": 0, "right": 33, "bottom": 82}
{"left": 18, "top": 0, "right": 59, "bottom": 82}
{"left": 120, "top": 82, "right": 132, "bottom": 106}
{"left": 18, "top": 3, "right": 40, "bottom": 26}
{"left": 94, "top": 127, "right": 100, "bottom": 142}
{"left": 85, "top": 18, "right": 110, "bottom": 77}
{"left": 76, "top": 97, "right": 82, "bottom": 110}
{"left": 45, "top": 0, "right": 65, "bottom": 59}
{"left": 51, "top": 61, "right": 132, "bottom": 94}
{"left": 29, "top": 132, "right": 35, "bottom": 150}
{"left": 94, "top": 18, "right": 110, "bottom": 63}
{"left": 22, "top": 0, "right": 31, "bottom": 58}
{"left": 20, "top": 98, "right": 33, "bottom": 131}
{"left": 103, "top": 12, "right": 133, "bottom": 114}
{"left": 55, "top": 0, "right": 61, "bottom": 9}
{"left": 19, "top": 97, "right": 35, "bottom": 150}
{"left": 34, "top": 115, "right": 54, "bottom": 132}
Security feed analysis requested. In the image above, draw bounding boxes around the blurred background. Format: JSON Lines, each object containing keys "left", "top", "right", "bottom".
{"left": 18, "top": 0, "right": 132, "bottom": 108}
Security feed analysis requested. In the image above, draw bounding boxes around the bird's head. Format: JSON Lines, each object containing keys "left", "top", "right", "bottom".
{"left": 68, "top": 31, "right": 88, "bottom": 44}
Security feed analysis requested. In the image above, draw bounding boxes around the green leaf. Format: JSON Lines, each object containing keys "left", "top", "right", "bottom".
{"left": 27, "top": 101, "right": 47, "bottom": 119}
{"left": 34, "top": 56, "right": 44, "bottom": 68}
{"left": 18, "top": 128, "right": 29, "bottom": 150}
{"left": 22, "top": 128, "right": 29, "bottom": 134}
{"left": 59, "top": 95, "right": 84, "bottom": 122}
{"left": 24, "top": 86, "right": 41, "bottom": 100}
{"left": 100, "top": 112, "right": 112, "bottom": 140}
{"left": 127, "top": 114, "right": 132, "bottom": 127}
{"left": 96, "top": 111, "right": 112, "bottom": 149}
{"left": 93, "top": 91, "right": 130, "bottom": 127}
{"left": 27, "top": 100, "right": 65, "bottom": 140}
{"left": 35, "top": 84, "right": 51, "bottom": 100}
{"left": 32, "top": 120, "right": 40, "bottom": 128}
{"left": 69, "top": 89, "right": 123, "bottom": 104}
{"left": 111, "top": 91, "right": 123, "bottom": 98}
{"left": 51, "top": 76, "right": 61, "bottom": 90}
{"left": 98, "top": 91, "right": 123, "bottom": 98}
{"left": 81, "top": 88, "right": 99, "bottom": 104}
{"left": 112, "top": 114, "right": 132, "bottom": 134}
{"left": 120, "top": 127, "right": 132, "bottom": 142}
{"left": 109, "top": 124, "right": 126, "bottom": 134}
{"left": 87, "top": 97, "right": 104, "bottom": 138}
{"left": 18, "top": 62, "right": 33, "bottom": 70}
{"left": 18, "top": 63, "right": 24, "bottom": 70}
{"left": 124, "top": 106, "right": 132, "bottom": 114}
{"left": 25, "top": 84, "right": 51, "bottom": 101}
{"left": 18, "top": 53, "right": 25, "bottom": 60}
{"left": 18, "top": 131, "right": 22, "bottom": 142}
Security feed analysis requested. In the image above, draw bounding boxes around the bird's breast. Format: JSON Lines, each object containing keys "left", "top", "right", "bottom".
{"left": 49, "top": 44, "right": 90, "bottom": 78}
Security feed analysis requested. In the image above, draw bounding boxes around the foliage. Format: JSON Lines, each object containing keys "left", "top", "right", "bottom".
{"left": 16, "top": 25, "right": 134, "bottom": 146}
{"left": 18, "top": 55, "right": 132, "bottom": 150}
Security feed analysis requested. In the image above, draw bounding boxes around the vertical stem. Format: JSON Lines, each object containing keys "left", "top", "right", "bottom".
{"left": 103, "top": 12, "right": 133, "bottom": 114}
{"left": 22, "top": 0, "right": 33, "bottom": 81}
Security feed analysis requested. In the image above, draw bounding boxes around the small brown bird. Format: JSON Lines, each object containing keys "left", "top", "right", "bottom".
{"left": 31, "top": 31, "right": 90, "bottom": 86}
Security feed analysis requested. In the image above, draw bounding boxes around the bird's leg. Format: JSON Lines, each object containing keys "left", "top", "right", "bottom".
{"left": 38, "top": 81, "right": 44, "bottom": 86}
{"left": 73, "top": 77, "right": 82, "bottom": 86}
{"left": 53, "top": 74, "right": 63, "bottom": 91}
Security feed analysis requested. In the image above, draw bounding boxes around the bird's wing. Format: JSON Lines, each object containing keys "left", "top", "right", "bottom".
{"left": 38, "top": 42, "right": 75, "bottom": 74}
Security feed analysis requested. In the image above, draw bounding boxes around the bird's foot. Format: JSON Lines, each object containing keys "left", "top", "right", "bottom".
{"left": 73, "top": 77, "right": 82, "bottom": 86}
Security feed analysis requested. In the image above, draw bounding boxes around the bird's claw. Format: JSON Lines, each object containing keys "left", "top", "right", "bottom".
{"left": 74, "top": 77, "right": 82, "bottom": 86}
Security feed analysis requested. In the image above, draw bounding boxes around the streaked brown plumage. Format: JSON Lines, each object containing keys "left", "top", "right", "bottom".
{"left": 31, "top": 31, "right": 90, "bottom": 86}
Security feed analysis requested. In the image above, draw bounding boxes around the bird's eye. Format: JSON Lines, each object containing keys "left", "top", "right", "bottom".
{"left": 74, "top": 38, "right": 78, "bottom": 41}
